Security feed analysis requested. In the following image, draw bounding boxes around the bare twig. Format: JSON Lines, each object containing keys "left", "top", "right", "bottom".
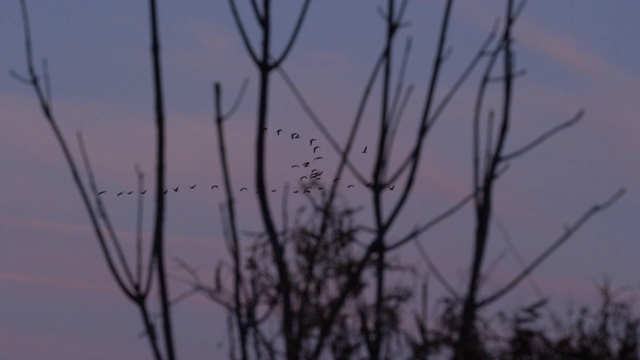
{"left": 478, "top": 188, "right": 625, "bottom": 308}
{"left": 501, "top": 109, "right": 583, "bottom": 161}
{"left": 413, "top": 235, "right": 458, "bottom": 298}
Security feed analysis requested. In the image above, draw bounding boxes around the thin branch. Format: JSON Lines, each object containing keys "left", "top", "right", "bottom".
{"left": 228, "top": 0, "right": 259, "bottom": 64}
{"left": 222, "top": 78, "right": 250, "bottom": 120}
{"left": 42, "top": 58, "right": 52, "bottom": 108}
{"left": 249, "top": 0, "right": 264, "bottom": 27}
{"left": 473, "top": 41, "right": 503, "bottom": 198}
{"left": 478, "top": 188, "right": 626, "bottom": 308}
{"left": 16, "top": 1, "right": 138, "bottom": 299}
{"left": 386, "top": 192, "right": 474, "bottom": 251}
{"left": 387, "top": 37, "right": 412, "bottom": 132}
{"left": 77, "top": 132, "right": 137, "bottom": 293}
{"left": 135, "top": 164, "right": 145, "bottom": 288}
{"left": 276, "top": 67, "right": 368, "bottom": 183}
{"left": 271, "top": 0, "right": 312, "bottom": 69}
{"left": 501, "top": 109, "right": 583, "bottom": 161}
{"left": 494, "top": 215, "right": 546, "bottom": 299}
{"left": 382, "top": 0, "right": 453, "bottom": 229}
{"left": 215, "top": 82, "right": 248, "bottom": 360}
{"left": 387, "top": 18, "right": 499, "bottom": 185}
{"left": 413, "top": 235, "right": 458, "bottom": 299}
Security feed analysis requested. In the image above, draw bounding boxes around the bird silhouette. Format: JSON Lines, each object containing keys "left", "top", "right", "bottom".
{"left": 300, "top": 176, "right": 308, "bottom": 181}
{"left": 117, "top": 191, "right": 124, "bottom": 196}
{"left": 271, "top": 189, "right": 276, "bottom": 192}
{"left": 302, "top": 162, "right": 310, "bottom": 167}
{"left": 314, "top": 156, "right": 323, "bottom": 160}
{"left": 362, "top": 146, "right": 368, "bottom": 153}
{"left": 348, "top": 185, "right": 355, "bottom": 188}
{"left": 291, "top": 133, "right": 300, "bottom": 139}
{"left": 310, "top": 138, "right": 317, "bottom": 146}
{"left": 293, "top": 190, "right": 299, "bottom": 194}
{"left": 277, "top": 129, "right": 283, "bottom": 135}
{"left": 313, "top": 146, "right": 320, "bottom": 153}
{"left": 263, "top": 127, "right": 267, "bottom": 132}
{"left": 291, "top": 164, "right": 299, "bottom": 168}
{"left": 333, "top": 178, "right": 340, "bottom": 182}
{"left": 240, "top": 187, "right": 248, "bottom": 192}
{"left": 388, "top": 185, "right": 395, "bottom": 190}
{"left": 189, "top": 184, "right": 196, "bottom": 189}
{"left": 173, "top": 187, "right": 179, "bottom": 192}
{"left": 211, "top": 185, "right": 219, "bottom": 189}
{"left": 141, "top": 190, "right": 147, "bottom": 194}
{"left": 127, "top": 191, "right": 134, "bottom": 195}
{"left": 163, "top": 189, "right": 168, "bottom": 194}
{"left": 98, "top": 191, "right": 106, "bottom": 195}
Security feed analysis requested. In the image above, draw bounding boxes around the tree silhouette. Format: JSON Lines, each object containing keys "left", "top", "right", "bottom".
{"left": 13, "top": 0, "right": 626, "bottom": 359}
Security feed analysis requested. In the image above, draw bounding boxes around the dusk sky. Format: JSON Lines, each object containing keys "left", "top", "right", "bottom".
{"left": 1, "top": 1, "right": 639, "bottom": 359}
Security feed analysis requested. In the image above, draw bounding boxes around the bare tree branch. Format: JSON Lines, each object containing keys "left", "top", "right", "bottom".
{"left": 271, "top": 0, "right": 312, "bottom": 69}
{"left": 478, "top": 188, "right": 625, "bottom": 308}
{"left": 147, "top": 0, "right": 175, "bottom": 357}
{"left": 228, "top": 0, "right": 259, "bottom": 64}
{"left": 501, "top": 109, "right": 583, "bottom": 161}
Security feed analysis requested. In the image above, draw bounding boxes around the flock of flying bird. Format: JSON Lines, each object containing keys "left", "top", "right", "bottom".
{"left": 99, "top": 128, "right": 395, "bottom": 197}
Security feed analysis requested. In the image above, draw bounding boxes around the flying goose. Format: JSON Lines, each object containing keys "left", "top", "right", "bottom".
{"left": 277, "top": 129, "right": 283, "bottom": 136}
{"left": 240, "top": 187, "right": 248, "bottom": 192}
{"left": 163, "top": 189, "right": 169, "bottom": 194}
{"left": 173, "top": 187, "right": 179, "bottom": 192}
{"left": 127, "top": 191, "right": 134, "bottom": 195}
{"left": 310, "top": 138, "right": 317, "bottom": 146}
{"left": 291, "top": 133, "right": 300, "bottom": 139}
{"left": 347, "top": 185, "right": 355, "bottom": 188}
{"left": 313, "top": 146, "right": 320, "bottom": 153}
{"left": 117, "top": 191, "right": 124, "bottom": 196}
{"left": 211, "top": 185, "right": 219, "bottom": 189}
{"left": 189, "top": 184, "right": 196, "bottom": 189}
{"left": 362, "top": 146, "right": 368, "bottom": 153}
{"left": 388, "top": 185, "right": 395, "bottom": 190}
{"left": 98, "top": 191, "right": 106, "bottom": 195}
{"left": 141, "top": 190, "right": 147, "bottom": 194}
{"left": 314, "top": 156, "right": 323, "bottom": 160}
{"left": 302, "top": 162, "right": 310, "bottom": 167}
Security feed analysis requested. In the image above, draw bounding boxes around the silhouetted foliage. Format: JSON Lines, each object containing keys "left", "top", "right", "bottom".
{"left": 400, "top": 282, "right": 640, "bottom": 360}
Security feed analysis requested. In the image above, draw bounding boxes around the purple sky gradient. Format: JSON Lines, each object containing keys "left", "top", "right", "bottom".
{"left": 1, "top": 1, "right": 639, "bottom": 359}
